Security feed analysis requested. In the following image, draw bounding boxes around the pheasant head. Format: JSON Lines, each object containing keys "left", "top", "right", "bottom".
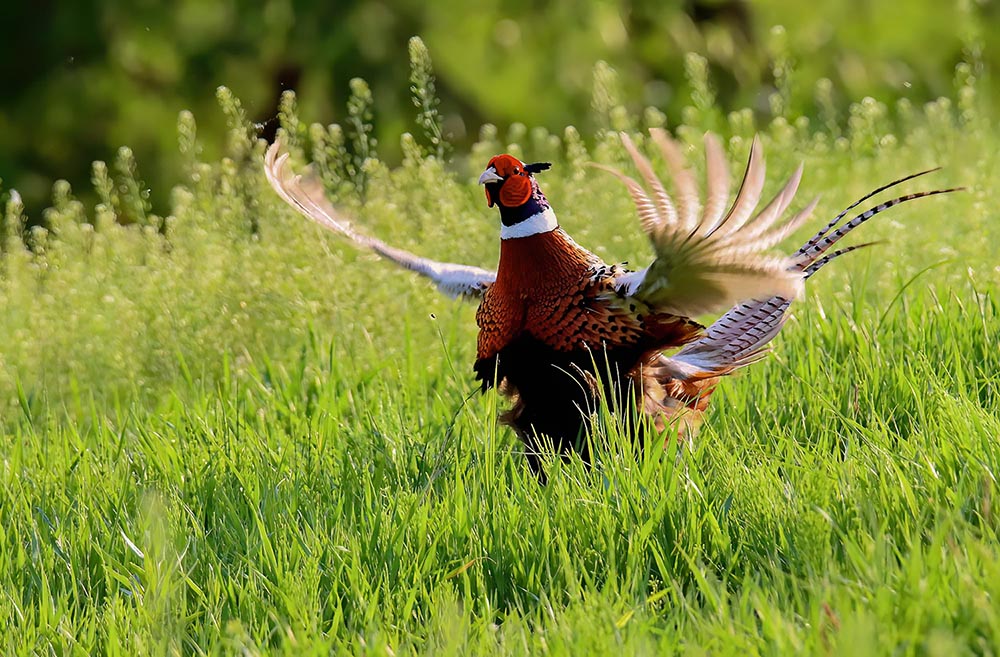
{"left": 479, "top": 155, "right": 556, "bottom": 239}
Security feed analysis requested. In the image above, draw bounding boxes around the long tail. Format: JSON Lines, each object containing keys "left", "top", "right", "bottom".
{"left": 641, "top": 172, "right": 961, "bottom": 434}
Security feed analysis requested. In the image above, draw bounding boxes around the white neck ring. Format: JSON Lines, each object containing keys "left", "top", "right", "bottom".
{"left": 500, "top": 208, "right": 559, "bottom": 240}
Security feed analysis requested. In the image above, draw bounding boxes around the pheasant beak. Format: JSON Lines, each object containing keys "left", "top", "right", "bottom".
{"left": 478, "top": 166, "right": 503, "bottom": 185}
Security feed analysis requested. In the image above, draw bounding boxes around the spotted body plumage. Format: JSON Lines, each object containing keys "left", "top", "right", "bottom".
{"left": 475, "top": 229, "right": 656, "bottom": 361}
{"left": 265, "top": 130, "right": 958, "bottom": 477}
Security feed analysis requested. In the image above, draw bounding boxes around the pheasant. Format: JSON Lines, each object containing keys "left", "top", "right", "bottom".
{"left": 265, "top": 130, "right": 955, "bottom": 474}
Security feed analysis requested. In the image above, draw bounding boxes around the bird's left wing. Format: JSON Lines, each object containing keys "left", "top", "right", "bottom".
{"left": 647, "top": 168, "right": 959, "bottom": 386}
{"left": 264, "top": 141, "right": 496, "bottom": 300}
{"left": 603, "top": 130, "right": 812, "bottom": 317}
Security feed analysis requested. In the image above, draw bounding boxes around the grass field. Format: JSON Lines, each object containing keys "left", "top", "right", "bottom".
{"left": 2, "top": 61, "right": 1000, "bottom": 654}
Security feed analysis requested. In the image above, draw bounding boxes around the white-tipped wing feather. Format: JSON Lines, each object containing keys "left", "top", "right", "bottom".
{"left": 605, "top": 130, "right": 812, "bottom": 317}
{"left": 264, "top": 141, "right": 496, "bottom": 300}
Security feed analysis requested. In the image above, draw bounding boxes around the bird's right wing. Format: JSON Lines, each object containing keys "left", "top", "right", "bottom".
{"left": 264, "top": 141, "right": 496, "bottom": 300}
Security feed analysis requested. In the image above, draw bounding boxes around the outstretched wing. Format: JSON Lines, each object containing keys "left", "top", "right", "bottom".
{"left": 603, "top": 130, "right": 815, "bottom": 317}
{"left": 264, "top": 141, "right": 496, "bottom": 300}
{"left": 655, "top": 170, "right": 961, "bottom": 385}
{"left": 638, "top": 171, "right": 958, "bottom": 438}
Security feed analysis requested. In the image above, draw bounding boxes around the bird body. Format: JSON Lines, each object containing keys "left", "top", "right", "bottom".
{"left": 476, "top": 226, "right": 685, "bottom": 361}
{"left": 265, "top": 130, "right": 956, "bottom": 475}
{"left": 473, "top": 223, "right": 703, "bottom": 466}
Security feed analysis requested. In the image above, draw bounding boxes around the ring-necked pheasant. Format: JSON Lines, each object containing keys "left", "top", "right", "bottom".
{"left": 265, "top": 130, "right": 956, "bottom": 474}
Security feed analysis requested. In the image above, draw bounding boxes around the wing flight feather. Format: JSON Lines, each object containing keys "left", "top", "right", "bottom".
{"left": 265, "top": 141, "right": 496, "bottom": 300}
{"left": 608, "top": 131, "right": 806, "bottom": 317}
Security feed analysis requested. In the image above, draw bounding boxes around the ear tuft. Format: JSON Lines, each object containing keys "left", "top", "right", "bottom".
{"left": 524, "top": 162, "right": 552, "bottom": 174}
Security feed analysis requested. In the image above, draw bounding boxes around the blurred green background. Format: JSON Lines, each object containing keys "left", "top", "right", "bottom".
{"left": 1, "top": 0, "right": 992, "bottom": 215}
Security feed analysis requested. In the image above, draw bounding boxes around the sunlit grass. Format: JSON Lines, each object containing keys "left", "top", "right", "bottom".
{"left": 1, "top": 50, "right": 998, "bottom": 655}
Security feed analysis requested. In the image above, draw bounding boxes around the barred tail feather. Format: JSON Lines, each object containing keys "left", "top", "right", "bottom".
{"left": 796, "top": 167, "right": 940, "bottom": 252}
{"left": 803, "top": 241, "right": 880, "bottom": 279}
{"left": 793, "top": 187, "right": 960, "bottom": 270}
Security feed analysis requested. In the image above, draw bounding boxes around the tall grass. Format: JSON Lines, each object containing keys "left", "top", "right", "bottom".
{"left": 1, "top": 41, "right": 998, "bottom": 655}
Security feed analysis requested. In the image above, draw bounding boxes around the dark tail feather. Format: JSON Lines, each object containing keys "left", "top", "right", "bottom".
{"left": 793, "top": 187, "right": 962, "bottom": 270}
{"left": 803, "top": 241, "right": 880, "bottom": 279}
{"left": 794, "top": 168, "right": 940, "bottom": 255}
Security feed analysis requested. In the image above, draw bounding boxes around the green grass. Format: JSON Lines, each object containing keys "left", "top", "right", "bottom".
{"left": 2, "top": 60, "right": 1000, "bottom": 654}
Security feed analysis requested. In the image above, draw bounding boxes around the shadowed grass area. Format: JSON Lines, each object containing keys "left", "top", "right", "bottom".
{"left": 1, "top": 54, "right": 998, "bottom": 654}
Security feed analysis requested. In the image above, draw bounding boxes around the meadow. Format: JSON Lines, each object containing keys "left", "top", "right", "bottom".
{"left": 2, "top": 44, "right": 999, "bottom": 655}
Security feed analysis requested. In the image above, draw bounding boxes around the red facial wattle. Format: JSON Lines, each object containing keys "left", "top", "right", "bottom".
{"left": 484, "top": 154, "right": 533, "bottom": 208}
{"left": 499, "top": 174, "right": 532, "bottom": 206}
